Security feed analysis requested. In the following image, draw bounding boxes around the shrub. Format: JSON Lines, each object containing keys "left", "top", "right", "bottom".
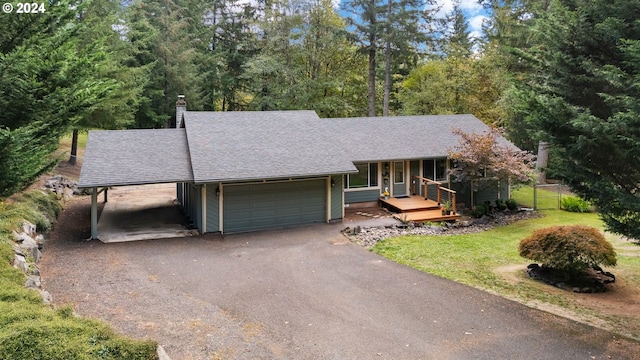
{"left": 518, "top": 225, "right": 616, "bottom": 274}
{"left": 561, "top": 196, "right": 591, "bottom": 213}
{"left": 505, "top": 198, "right": 518, "bottom": 211}
{"left": 495, "top": 199, "right": 507, "bottom": 211}
{"left": 471, "top": 204, "right": 486, "bottom": 218}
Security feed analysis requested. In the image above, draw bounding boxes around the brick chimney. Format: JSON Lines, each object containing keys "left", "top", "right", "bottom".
{"left": 176, "top": 95, "right": 186, "bottom": 128}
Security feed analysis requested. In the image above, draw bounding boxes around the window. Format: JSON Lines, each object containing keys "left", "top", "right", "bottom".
{"left": 345, "top": 163, "right": 379, "bottom": 189}
{"left": 369, "top": 163, "right": 378, "bottom": 187}
{"left": 423, "top": 158, "right": 448, "bottom": 181}
{"left": 394, "top": 161, "right": 404, "bottom": 184}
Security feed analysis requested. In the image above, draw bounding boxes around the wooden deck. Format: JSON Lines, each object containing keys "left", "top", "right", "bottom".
{"left": 379, "top": 195, "right": 461, "bottom": 222}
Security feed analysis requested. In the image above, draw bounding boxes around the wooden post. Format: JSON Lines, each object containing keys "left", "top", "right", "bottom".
{"left": 452, "top": 193, "right": 457, "bottom": 214}
{"left": 91, "top": 187, "right": 98, "bottom": 240}
{"left": 104, "top": 188, "right": 108, "bottom": 203}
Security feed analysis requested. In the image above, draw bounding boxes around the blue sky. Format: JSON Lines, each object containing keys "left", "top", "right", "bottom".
{"left": 432, "top": 0, "right": 490, "bottom": 40}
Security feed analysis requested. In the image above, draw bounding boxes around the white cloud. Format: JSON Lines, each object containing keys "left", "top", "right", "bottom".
{"left": 468, "top": 15, "right": 487, "bottom": 32}
{"left": 431, "top": 0, "right": 484, "bottom": 18}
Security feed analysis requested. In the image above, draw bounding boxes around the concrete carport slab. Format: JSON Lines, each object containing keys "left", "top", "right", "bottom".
{"left": 97, "top": 184, "right": 198, "bottom": 243}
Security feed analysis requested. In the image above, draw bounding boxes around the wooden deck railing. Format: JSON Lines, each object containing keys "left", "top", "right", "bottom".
{"left": 411, "top": 175, "right": 457, "bottom": 214}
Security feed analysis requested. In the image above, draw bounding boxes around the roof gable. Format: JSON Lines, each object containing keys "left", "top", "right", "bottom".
{"left": 183, "top": 110, "right": 357, "bottom": 183}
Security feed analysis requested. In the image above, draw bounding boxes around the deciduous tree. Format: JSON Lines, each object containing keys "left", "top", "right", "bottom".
{"left": 448, "top": 127, "right": 535, "bottom": 204}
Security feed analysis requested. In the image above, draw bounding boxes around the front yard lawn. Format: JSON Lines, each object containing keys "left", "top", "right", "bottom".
{"left": 372, "top": 188, "right": 640, "bottom": 341}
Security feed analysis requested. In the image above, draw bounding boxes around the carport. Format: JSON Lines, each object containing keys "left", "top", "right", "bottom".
{"left": 78, "top": 129, "right": 195, "bottom": 242}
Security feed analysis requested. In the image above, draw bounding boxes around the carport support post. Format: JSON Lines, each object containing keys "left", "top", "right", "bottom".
{"left": 91, "top": 187, "right": 98, "bottom": 240}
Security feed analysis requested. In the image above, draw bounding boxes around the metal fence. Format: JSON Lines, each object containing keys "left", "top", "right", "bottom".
{"left": 533, "top": 183, "right": 566, "bottom": 210}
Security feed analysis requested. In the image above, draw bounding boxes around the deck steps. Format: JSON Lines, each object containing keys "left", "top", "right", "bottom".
{"left": 393, "top": 209, "right": 460, "bottom": 222}
{"left": 379, "top": 195, "right": 460, "bottom": 222}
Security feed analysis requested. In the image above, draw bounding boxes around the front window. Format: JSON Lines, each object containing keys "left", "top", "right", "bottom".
{"left": 345, "top": 162, "right": 379, "bottom": 189}
{"left": 423, "top": 158, "right": 448, "bottom": 181}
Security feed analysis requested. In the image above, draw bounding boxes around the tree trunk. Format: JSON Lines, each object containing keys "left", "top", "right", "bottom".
{"left": 383, "top": 0, "right": 392, "bottom": 117}
{"left": 368, "top": 41, "right": 376, "bottom": 117}
{"left": 367, "top": 0, "right": 377, "bottom": 117}
{"left": 69, "top": 129, "right": 79, "bottom": 166}
{"left": 536, "top": 141, "right": 550, "bottom": 184}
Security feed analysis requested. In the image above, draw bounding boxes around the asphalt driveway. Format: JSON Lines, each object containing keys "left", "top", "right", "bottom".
{"left": 40, "top": 198, "right": 639, "bottom": 359}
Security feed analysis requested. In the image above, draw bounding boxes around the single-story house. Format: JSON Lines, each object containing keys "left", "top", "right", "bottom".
{"left": 78, "top": 98, "right": 515, "bottom": 238}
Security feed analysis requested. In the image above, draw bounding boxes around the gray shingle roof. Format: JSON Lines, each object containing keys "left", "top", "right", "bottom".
{"left": 78, "top": 129, "right": 194, "bottom": 188}
{"left": 328, "top": 114, "right": 516, "bottom": 162}
{"left": 79, "top": 111, "right": 518, "bottom": 188}
{"left": 183, "top": 111, "right": 357, "bottom": 183}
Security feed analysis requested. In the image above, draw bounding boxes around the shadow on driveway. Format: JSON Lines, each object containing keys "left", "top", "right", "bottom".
{"left": 41, "top": 197, "right": 640, "bottom": 359}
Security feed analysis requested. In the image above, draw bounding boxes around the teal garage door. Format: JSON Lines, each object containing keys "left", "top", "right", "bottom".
{"left": 223, "top": 179, "right": 326, "bottom": 233}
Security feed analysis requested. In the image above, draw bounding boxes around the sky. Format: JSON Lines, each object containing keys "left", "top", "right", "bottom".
{"left": 432, "top": 0, "right": 489, "bottom": 40}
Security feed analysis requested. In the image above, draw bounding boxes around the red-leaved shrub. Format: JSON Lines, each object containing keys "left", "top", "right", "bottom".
{"left": 518, "top": 225, "right": 616, "bottom": 273}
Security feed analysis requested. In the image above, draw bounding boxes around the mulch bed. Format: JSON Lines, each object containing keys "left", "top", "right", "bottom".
{"left": 526, "top": 264, "right": 616, "bottom": 293}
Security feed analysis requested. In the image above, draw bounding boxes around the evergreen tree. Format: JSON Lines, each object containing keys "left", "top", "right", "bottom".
{"left": 0, "top": 1, "right": 115, "bottom": 196}
{"left": 199, "top": 0, "right": 260, "bottom": 111}
{"left": 342, "top": 0, "right": 436, "bottom": 116}
{"left": 128, "top": 0, "right": 200, "bottom": 127}
{"left": 512, "top": 0, "right": 640, "bottom": 238}
{"left": 67, "top": 0, "right": 150, "bottom": 164}
{"left": 442, "top": 3, "right": 473, "bottom": 59}
{"left": 245, "top": 0, "right": 367, "bottom": 117}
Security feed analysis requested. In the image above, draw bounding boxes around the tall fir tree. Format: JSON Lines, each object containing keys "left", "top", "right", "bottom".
{"left": 0, "top": 1, "right": 120, "bottom": 196}
{"left": 510, "top": 0, "right": 640, "bottom": 238}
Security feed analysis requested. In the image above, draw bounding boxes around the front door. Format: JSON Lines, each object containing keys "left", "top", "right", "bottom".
{"left": 392, "top": 161, "right": 407, "bottom": 197}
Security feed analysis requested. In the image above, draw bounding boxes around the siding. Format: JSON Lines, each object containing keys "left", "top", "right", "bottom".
{"left": 206, "top": 183, "right": 220, "bottom": 232}
{"left": 345, "top": 189, "right": 380, "bottom": 203}
{"left": 330, "top": 175, "right": 343, "bottom": 220}
{"left": 475, "top": 182, "right": 500, "bottom": 206}
{"left": 194, "top": 185, "right": 203, "bottom": 231}
{"left": 450, "top": 181, "right": 472, "bottom": 208}
{"left": 176, "top": 183, "right": 183, "bottom": 206}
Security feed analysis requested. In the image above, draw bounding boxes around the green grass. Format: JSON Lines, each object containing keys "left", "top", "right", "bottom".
{"left": 0, "top": 191, "right": 158, "bottom": 360}
{"left": 59, "top": 131, "right": 89, "bottom": 150}
{"left": 372, "top": 201, "right": 640, "bottom": 340}
{"left": 512, "top": 185, "right": 562, "bottom": 209}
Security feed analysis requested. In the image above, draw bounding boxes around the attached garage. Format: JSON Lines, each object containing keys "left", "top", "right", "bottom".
{"left": 223, "top": 179, "right": 327, "bottom": 233}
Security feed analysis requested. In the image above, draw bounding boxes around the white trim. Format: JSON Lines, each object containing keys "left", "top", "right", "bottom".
{"left": 344, "top": 186, "right": 382, "bottom": 192}
{"left": 202, "top": 184, "right": 207, "bottom": 233}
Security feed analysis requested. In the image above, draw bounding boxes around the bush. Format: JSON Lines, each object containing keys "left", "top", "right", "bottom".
{"left": 471, "top": 204, "right": 486, "bottom": 218}
{"left": 505, "top": 199, "right": 518, "bottom": 211}
{"left": 561, "top": 196, "right": 591, "bottom": 213}
{"left": 495, "top": 199, "right": 507, "bottom": 211}
{"left": 518, "top": 225, "right": 616, "bottom": 274}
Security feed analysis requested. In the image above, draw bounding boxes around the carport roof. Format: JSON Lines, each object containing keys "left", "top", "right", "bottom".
{"left": 78, "top": 129, "right": 194, "bottom": 188}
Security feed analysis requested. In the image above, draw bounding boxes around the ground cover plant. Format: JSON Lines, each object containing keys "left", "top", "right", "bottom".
{"left": 372, "top": 186, "right": 640, "bottom": 340}
{"left": 0, "top": 191, "right": 158, "bottom": 360}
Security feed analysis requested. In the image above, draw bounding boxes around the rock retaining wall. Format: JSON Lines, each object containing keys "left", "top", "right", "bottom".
{"left": 12, "top": 219, "right": 52, "bottom": 304}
